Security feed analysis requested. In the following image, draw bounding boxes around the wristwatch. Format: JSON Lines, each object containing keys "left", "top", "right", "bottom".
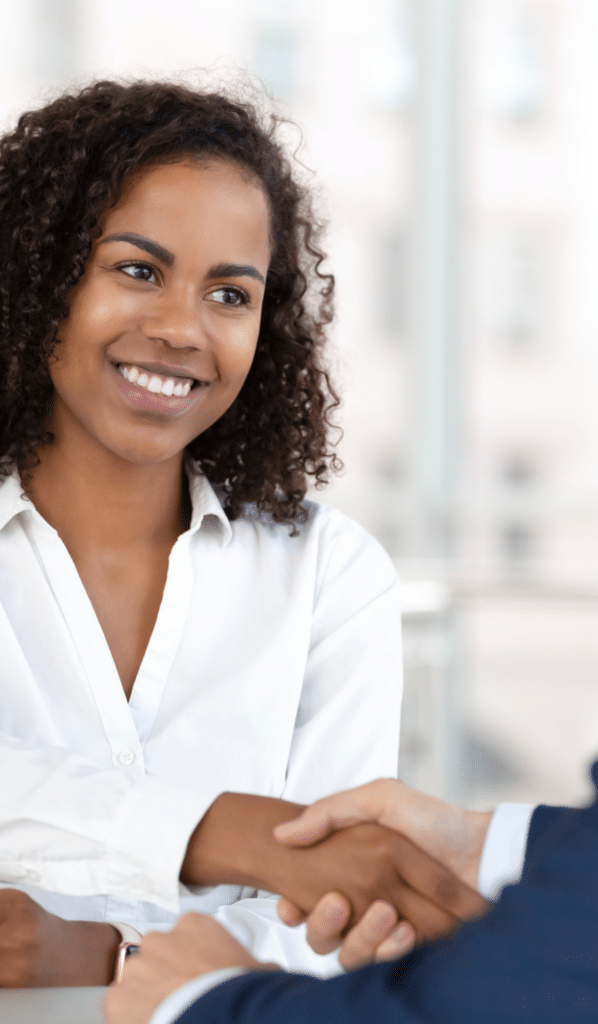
{"left": 112, "top": 921, "right": 143, "bottom": 983}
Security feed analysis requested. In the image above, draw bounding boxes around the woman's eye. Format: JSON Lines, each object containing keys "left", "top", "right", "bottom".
{"left": 209, "top": 286, "right": 248, "bottom": 307}
{"left": 120, "top": 263, "right": 157, "bottom": 283}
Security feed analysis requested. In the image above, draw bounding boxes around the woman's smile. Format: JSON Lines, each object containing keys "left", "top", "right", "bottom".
{"left": 109, "top": 358, "right": 208, "bottom": 414}
{"left": 117, "top": 363, "right": 201, "bottom": 397}
{"left": 48, "top": 158, "right": 271, "bottom": 466}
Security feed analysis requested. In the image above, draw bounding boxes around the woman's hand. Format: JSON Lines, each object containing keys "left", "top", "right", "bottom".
{"left": 278, "top": 890, "right": 417, "bottom": 968}
{"left": 104, "top": 914, "right": 275, "bottom": 1024}
{"left": 0, "top": 889, "right": 120, "bottom": 987}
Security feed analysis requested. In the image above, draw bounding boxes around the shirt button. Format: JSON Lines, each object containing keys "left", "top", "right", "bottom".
{"left": 117, "top": 750, "right": 136, "bottom": 766}
{"left": 27, "top": 870, "right": 42, "bottom": 884}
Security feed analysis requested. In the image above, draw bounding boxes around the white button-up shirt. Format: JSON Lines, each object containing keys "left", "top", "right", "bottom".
{"left": 0, "top": 467, "right": 402, "bottom": 971}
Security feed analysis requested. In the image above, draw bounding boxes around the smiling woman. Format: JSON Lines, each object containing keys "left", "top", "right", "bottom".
{"left": 46, "top": 160, "right": 270, "bottom": 473}
{"left": 0, "top": 80, "right": 403, "bottom": 987}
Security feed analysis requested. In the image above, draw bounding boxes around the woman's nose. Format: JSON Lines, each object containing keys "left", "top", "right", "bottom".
{"left": 140, "top": 289, "right": 205, "bottom": 349}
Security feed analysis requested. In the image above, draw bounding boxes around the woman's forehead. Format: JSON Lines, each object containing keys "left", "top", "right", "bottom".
{"left": 117, "top": 156, "right": 268, "bottom": 214}
{"left": 98, "top": 158, "right": 272, "bottom": 266}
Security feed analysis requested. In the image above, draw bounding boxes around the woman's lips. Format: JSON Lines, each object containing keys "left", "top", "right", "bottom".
{"left": 108, "top": 360, "right": 210, "bottom": 414}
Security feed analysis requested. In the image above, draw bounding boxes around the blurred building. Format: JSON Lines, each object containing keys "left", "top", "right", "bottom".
{"left": 2, "top": 0, "right": 598, "bottom": 808}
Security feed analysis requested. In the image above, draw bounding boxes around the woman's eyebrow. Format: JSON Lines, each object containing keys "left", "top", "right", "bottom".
{"left": 207, "top": 262, "right": 266, "bottom": 285}
{"left": 97, "top": 235, "right": 266, "bottom": 285}
{"left": 98, "top": 232, "right": 175, "bottom": 267}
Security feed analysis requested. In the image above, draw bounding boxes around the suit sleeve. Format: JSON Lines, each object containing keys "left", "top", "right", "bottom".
{"left": 174, "top": 760, "right": 598, "bottom": 1024}
{"left": 526, "top": 802, "right": 578, "bottom": 849}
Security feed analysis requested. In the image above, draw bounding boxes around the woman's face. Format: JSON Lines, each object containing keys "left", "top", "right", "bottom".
{"left": 49, "top": 158, "right": 271, "bottom": 466}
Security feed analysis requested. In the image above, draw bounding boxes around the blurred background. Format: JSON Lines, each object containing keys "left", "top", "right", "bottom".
{"left": 3, "top": 0, "right": 598, "bottom": 809}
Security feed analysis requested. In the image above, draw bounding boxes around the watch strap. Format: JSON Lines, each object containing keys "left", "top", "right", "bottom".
{"left": 112, "top": 921, "right": 143, "bottom": 983}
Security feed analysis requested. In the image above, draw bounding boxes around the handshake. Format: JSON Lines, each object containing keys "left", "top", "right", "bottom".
{"left": 273, "top": 778, "right": 491, "bottom": 967}
{"left": 106, "top": 779, "right": 493, "bottom": 1024}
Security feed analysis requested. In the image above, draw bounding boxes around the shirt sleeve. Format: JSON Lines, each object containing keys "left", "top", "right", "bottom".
{"left": 203, "top": 515, "right": 403, "bottom": 969}
{"left": 212, "top": 896, "right": 342, "bottom": 976}
{"left": 148, "top": 969, "right": 248, "bottom": 1024}
{"left": 0, "top": 734, "right": 206, "bottom": 912}
{"left": 477, "top": 803, "right": 535, "bottom": 900}
{"left": 281, "top": 512, "right": 403, "bottom": 802}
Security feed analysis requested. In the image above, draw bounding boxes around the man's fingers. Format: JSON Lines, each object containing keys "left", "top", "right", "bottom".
{"left": 276, "top": 897, "right": 306, "bottom": 927}
{"left": 337, "top": 901, "right": 399, "bottom": 970}
{"left": 304, "top": 892, "right": 352, "bottom": 955}
{"left": 274, "top": 798, "right": 365, "bottom": 846}
{"left": 274, "top": 808, "right": 340, "bottom": 846}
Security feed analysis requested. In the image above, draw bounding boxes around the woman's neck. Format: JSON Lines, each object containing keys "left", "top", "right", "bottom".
{"left": 24, "top": 442, "right": 191, "bottom": 556}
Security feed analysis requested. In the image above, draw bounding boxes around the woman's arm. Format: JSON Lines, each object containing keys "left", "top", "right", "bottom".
{"left": 0, "top": 733, "right": 472, "bottom": 939}
{"left": 0, "top": 732, "right": 206, "bottom": 912}
{"left": 0, "top": 889, "right": 120, "bottom": 987}
{"left": 176, "top": 515, "right": 485, "bottom": 964}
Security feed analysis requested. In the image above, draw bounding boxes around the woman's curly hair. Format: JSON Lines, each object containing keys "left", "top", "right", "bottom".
{"left": 0, "top": 78, "right": 341, "bottom": 524}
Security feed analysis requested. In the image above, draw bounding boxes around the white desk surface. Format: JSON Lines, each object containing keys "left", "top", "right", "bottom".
{"left": 0, "top": 986, "right": 105, "bottom": 1023}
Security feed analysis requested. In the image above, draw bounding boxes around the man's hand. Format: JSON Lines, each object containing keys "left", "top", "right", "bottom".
{"left": 275, "top": 779, "right": 494, "bottom": 890}
{"left": 104, "top": 914, "right": 272, "bottom": 1024}
{"left": 0, "top": 888, "right": 119, "bottom": 986}
{"left": 274, "top": 780, "right": 493, "bottom": 965}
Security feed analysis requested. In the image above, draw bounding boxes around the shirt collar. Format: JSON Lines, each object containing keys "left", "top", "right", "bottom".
{"left": 0, "top": 462, "right": 233, "bottom": 547}
{"left": 0, "top": 467, "right": 33, "bottom": 532}
{"left": 185, "top": 464, "right": 233, "bottom": 546}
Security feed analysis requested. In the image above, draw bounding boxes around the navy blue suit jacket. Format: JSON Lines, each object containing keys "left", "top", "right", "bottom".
{"left": 179, "top": 760, "right": 598, "bottom": 1023}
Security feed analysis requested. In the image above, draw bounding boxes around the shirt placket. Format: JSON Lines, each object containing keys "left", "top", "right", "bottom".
{"left": 30, "top": 522, "right": 145, "bottom": 774}
{"left": 128, "top": 531, "right": 194, "bottom": 744}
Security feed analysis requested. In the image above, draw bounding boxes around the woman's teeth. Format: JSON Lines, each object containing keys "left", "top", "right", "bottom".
{"left": 118, "top": 364, "right": 194, "bottom": 397}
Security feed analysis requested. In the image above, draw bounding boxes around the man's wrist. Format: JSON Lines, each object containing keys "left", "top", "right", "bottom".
{"left": 148, "top": 969, "right": 249, "bottom": 1024}
{"left": 148, "top": 962, "right": 282, "bottom": 1024}
{"left": 457, "top": 809, "right": 494, "bottom": 891}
